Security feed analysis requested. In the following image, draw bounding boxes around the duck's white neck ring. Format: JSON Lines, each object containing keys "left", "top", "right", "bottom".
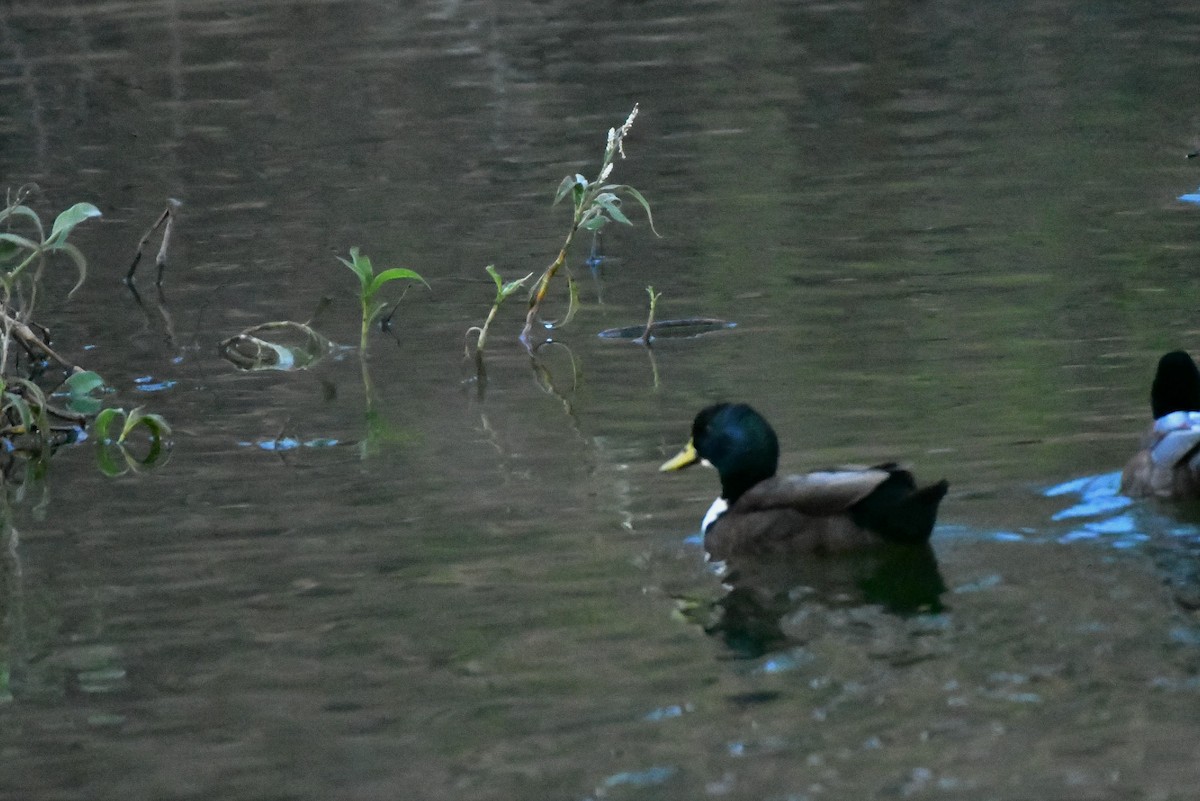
{"left": 700, "top": 497, "right": 729, "bottom": 534}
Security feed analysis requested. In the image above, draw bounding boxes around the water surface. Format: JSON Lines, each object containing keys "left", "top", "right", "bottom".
{"left": 3, "top": 1, "right": 1200, "bottom": 798}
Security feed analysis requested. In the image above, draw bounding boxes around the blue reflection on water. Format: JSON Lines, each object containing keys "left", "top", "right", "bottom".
{"left": 1179, "top": 191, "right": 1200, "bottom": 205}
{"left": 643, "top": 703, "right": 692, "bottom": 722}
{"left": 236, "top": 438, "right": 341, "bottom": 451}
{"left": 133, "top": 375, "right": 177, "bottom": 392}
{"left": 1042, "top": 471, "right": 1200, "bottom": 549}
{"left": 757, "top": 650, "right": 813, "bottom": 675}
{"left": 599, "top": 766, "right": 676, "bottom": 788}
{"left": 1042, "top": 472, "right": 1147, "bottom": 546}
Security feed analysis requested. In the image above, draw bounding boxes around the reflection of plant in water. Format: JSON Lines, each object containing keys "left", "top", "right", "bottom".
{"left": 0, "top": 497, "right": 22, "bottom": 702}
{"left": 337, "top": 247, "right": 427, "bottom": 357}
{"left": 529, "top": 341, "right": 583, "bottom": 422}
{"left": 520, "top": 105, "right": 657, "bottom": 347}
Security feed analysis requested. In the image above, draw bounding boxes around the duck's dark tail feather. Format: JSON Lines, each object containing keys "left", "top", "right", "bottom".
{"left": 851, "top": 473, "right": 949, "bottom": 545}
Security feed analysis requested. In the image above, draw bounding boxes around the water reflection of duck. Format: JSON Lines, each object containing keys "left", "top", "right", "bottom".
{"left": 660, "top": 403, "right": 949, "bottom": 561}
{"left": 1122, "top": 351, "right": 1200, "bottom": 500}
{"left": 678, "top": 546, "right": 947, "bottom": 658}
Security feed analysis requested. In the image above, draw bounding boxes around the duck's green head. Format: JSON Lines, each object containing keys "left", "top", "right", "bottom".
{"left": 1152, "top": 350, "right": 1200, "bottom": 418}
{"left": 660, "top": 403, "right": 780, "bottom": 502}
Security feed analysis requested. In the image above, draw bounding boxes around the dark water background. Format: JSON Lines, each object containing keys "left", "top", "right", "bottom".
{"left": 3, "top": 1, "right": 1200, "bottom": 798}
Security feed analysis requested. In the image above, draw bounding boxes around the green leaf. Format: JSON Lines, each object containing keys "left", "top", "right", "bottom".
{"left": 69, "top": 396, "right": 104, "bottom": 417}
{"left": 62, "top": 371, "right": 107, "bottom": 414}
{"left": 122, "top": 407, "right": 172, "bottom": 443}
{"left": 581, "top": 215, "right": 607, "bottom": 232}
{"left": 553, "top": 175, "right": 576, "bottom": 206}
{"left": 45, "top": 241, "right": 88, "bottom": 297}
{"left": 94, "top": 443, "right": 126, "bottom": 477}
{"left": 0, "top": 239, "right": 22, "bottom": 265}
{"left": 499, "top": 272, "right": 533, "bottom": 301}
{"left": 93, "top": 408, "right": 121, "bottom": 442}
{"left": 616, "top": 185, "right": 659, "bottom": 236}
{"left": 485, "top": 264, "right": 503, "bottom": 292}
{"left": 64, "top": 370, "right": 106, "bottom": 398}
{"left": 366, "top": 267, "right": 428, "bottom": 299}
{"left": 4, "top": 391, "right": 33, "bottom": 433}
{"left": 45, "top": 202, "right": 101, "bottom": 247}
{"left": 337, "top": 247, "right": 372, "bottom": 293}
{"left": 596, "top": 197, "right": 631, "bottom": 225}
{"left": 560, "top": 272, "right": 581, "bottom": 328}
{"left": 0, "top": 203, "right": 44, "bottom": 241}
{"left": 0, "top": 231, "right": 41, "bottom": 253}
{"left": 14, "top": 378, "right": 47, "bottom": 410}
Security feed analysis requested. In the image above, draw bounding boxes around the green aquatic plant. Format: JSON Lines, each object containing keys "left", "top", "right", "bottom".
{"left": 465, "top": 264, "right": 532, "bottom": 358}
{"left": 0, "top": 378, "right": 51, "bottom": 442}
{"left": 0, "top": 190, "right": 106, "bottom": 467}
{"left": 93, "top": 406, "right": 173, "bottom": 476}
{"left": 0, "top": 189, "right": 171, "bottom": 482}
{"left": 520, "top": 105, "right": 657, "bottom": 347}
{"left": 0, "top": 190, "right": 100, "bottom": 297}
{"left": 639, "top": 285, "right": 662, "bottom": 345}
{"left": 338, "top": 247, "right": 428, "bottom": 356}
{"left": 60, "top": 370, "right": 107, "bottom": 416}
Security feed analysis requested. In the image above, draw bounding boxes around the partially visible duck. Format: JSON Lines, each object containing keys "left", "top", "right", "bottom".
{"left": 660, "top": 403, "right": 949, "bottom": 561}
{"left": 1121, "top": 350, "right": 1200, "bottom": 499}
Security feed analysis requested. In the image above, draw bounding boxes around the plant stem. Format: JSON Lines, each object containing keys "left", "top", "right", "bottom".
{"left": 360, "top": 299, "right": 371, "bottom": 356}
{"left": 520, "top": 231, "right": 577, "bottom": 347}
{"left": 476, "top": 303, "right": 499, "bottom": 353}
{"left": 641, "top": 285, "right": 661, "bottom": 344}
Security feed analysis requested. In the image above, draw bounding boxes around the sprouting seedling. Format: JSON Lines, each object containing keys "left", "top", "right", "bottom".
{"left": 465, "top": 265, "right": 533, "bottom": 358}
{"left": 94, "top": 406, "right": 171, "bottom": 445}
{"left": 337, "top": 247, "right": 428, "bottom": 355}
{"left": 93, "top": 406, "right": 173, "bottom": 476}
{"left": 520, "top": 104, "right": 658, "bottom": 347}
{"left": 0, "top": 198, "right": 101, "bottom": 298}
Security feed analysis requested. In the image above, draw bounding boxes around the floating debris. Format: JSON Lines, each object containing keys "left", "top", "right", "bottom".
{"left": 219, "top": 321, "right": 335, "bottom": 371}
{"left": 598, "top": 317, "right": 736, "bottom": 341}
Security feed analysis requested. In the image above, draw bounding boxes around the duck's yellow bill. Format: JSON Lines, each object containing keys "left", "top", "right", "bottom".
{"left": 660, "top": 440, "right": 699, "bottom": 472}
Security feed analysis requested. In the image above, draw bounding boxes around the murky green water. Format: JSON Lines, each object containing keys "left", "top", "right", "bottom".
{"left": 3, "top": 1, "right": 1200, "bottom": 798}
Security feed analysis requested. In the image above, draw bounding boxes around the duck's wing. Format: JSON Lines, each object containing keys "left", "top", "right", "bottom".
{"left": 733, "top": 467, "right": 894, "bottom": 516}
{"left": 1122, "top": 413, "right": 1200, "bottom": 498}
{"left": 1148, "top": 429, "right": 1200, "bottom": 470}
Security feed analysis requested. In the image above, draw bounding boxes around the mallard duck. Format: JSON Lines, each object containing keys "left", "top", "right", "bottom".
{"left": 1121, "top": 350, "right": 1200, "bottom": 499}
{"left": 660, "top": 403, "right": 949, "bottom": 560}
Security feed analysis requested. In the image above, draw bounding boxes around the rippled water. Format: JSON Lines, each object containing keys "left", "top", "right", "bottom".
{"left": 3, "top": 1, "right": 1200, "bottom": 799}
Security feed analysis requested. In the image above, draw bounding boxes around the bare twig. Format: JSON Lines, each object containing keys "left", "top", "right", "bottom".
{"left": 127, "top": 198, "right": 182, "bottom": 284}
{"left": 0, "top": 310, "right": 74, "bottom": 370}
